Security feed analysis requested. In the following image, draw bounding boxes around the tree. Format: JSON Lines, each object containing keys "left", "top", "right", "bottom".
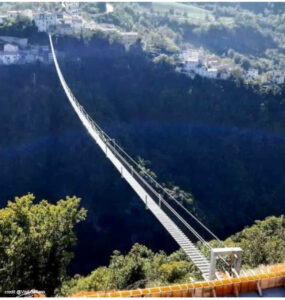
{"left": 97, "top": 2, "right": 106, "bottom": 13}
{"left": 57, "top": 244, "right": 198, "bottom": 296}
{"left": 0, "top": 194, "right": 87, "bottom": 296}
{"left": 241, "top": 57, "right": 251, "bottom": 70}
{"left": 159, "top": 261, "right": 191, "bottom": 283}
{"left": 233, "top": 53, "right": 242, "bottom": 64}
{"left": 227, "top": 48, "right": 234, "bottom": 58}
{"left": 58, "top": 267, "right": 112, "bottom": 296}
{"left": 226, "top": 215, "right": 285, "bottom": 268}
{"left": 108, "top": 244, "right": 153, "bottom": 289}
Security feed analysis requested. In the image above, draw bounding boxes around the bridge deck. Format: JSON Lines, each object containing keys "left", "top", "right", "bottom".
{"left": 49, "top": 34, "right": 210, "bottom": 280}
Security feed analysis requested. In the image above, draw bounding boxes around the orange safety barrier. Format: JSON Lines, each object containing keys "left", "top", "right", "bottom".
{"left": 72, "top": 264, "right": 285, "bottom": 297}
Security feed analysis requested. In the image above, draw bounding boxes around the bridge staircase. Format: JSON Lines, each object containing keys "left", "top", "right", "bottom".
{"left": 49, "top": 34, "right": 241, "bottom": 281}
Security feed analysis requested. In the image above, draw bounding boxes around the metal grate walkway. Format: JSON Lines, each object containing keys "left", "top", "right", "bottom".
{"left": 49, "top": 34, "right": 211, "bottom": 280}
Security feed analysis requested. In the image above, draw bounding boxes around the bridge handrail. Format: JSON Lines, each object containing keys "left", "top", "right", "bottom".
{"left": 65, "top": 79, "right": 220, "bottom": 245}
{"left": 70, "top": 83, "right": 212, "bottom": 249}
{"left": 49, "top": 35, "right": 232, "bottom": 268}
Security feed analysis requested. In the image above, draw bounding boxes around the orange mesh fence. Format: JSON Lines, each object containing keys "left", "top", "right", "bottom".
{"left": 72, "top": 264, "right": 285, "bottom": 297}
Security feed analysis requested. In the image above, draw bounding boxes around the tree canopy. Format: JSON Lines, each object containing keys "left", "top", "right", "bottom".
{"left": 58, "top": 244, "right": 201, "bottom": 296}
{"left": 0, "top": 194, "right": 87, "bottom": 296}
{"left": 58, "top": 215, "right": 285, "bottom": 296}
{"left": 225, "top": 215, "right": 285, "bottom": 268}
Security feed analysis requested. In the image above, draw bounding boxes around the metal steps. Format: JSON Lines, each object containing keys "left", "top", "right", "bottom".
{"left": 147, "top": 201, "right": 210, "bottom": 280}
{"left": 49, "top": 34, "right": 210, "bottom": 281}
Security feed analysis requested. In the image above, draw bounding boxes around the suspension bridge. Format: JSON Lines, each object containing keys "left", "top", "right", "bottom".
{"left": 49, "top": 34, "right": 242, "bottom": 281}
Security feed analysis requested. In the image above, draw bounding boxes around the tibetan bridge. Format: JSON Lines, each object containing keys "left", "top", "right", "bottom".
{"left": 49, "top": 34, "right": 242, "bottom": 282}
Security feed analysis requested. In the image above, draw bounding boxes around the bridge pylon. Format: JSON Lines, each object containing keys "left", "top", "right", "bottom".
{"left": 209, "top": 247, "right": 243, "bottom": 280}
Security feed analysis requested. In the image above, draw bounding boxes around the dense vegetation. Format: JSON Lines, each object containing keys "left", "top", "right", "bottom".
{"left": 2, "top": 2, "right": 285, "bottom": 73}
{"left": 78, "top": 2, "right": 285, "bottom": 74}
{"left": 224, "top": 215, "right": 285, "bottom": 267}
{"left": 0, "top": 15, "right": 47, "bottom": 44}
{"left": 57, "top": 215, "right": 285, "bottom": 296}
{"left": 0, "top": 194, "right": 86, "bottom": 296}
{"left": 1, "top": 194, "right": 282, "bottom": 296}
{"left": 58, "top": 244, "right": 200, "bottom": 296}
{"left": 0, "top": 3, "right": 285, "bottom": 295}
{"left": 0, "top": 32, "right": 285, "bottom": 277}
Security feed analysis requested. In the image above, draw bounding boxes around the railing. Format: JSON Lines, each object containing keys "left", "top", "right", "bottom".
{"left": 49, "top": 34, "right": 234, "bottom": 275}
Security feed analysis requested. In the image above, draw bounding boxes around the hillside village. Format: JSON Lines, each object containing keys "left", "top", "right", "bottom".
{"left": 0, "top": 36, "right": 53, "bottom": 65}
{"left": 0, "top": 3, "right": 138, "bottom": 66}
{"left": 0, "top": 2, "right": 284, "bottom": 86}
{"left": 178, "top": 48, "right": 284, "bottom": 85}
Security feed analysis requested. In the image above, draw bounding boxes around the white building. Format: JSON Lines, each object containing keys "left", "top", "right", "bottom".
{"left": 0, "top": 14, "right": 8, "bottom": 25}
{"left": 120, "top": 32, "right": 139, "bottom": 48}
{"left": 195, "top": 66, "right": 218, "bottom": 79}
{"left": 196, "top": 67, "right": 206, "bottom": 77}
{"left": 206, "top": 58, "right": 219, "bottom": 68}
{"left": 62, "top": 14, "right": 72, "bottom": 25}
{"left": 206, "top": 68, "right": 218, "bottom": 78}
{"left": 59, "top": 23, "right": 72, "bottom": 35}
{"left": 7, "top": 11, "right": 20, "bottom": 18}
{"left": 64, "top": 2, "right": 79, "bottom": 14}
{"left": 106, "top": 3, "right": 114, "bottom": 14}
{"left": 184, "top": 57, "right": 199, "bottom": 72}
{"left": 72, "top": 18, "right": 83, "bottom": 33}
{"left": 180, "top": 49, "right": 202, "bottom": 62}
{"left": 246, "top": 68, "right": 259, "bottom": 79}
{"left": 0, "top": 36, "right": 28, "bottom": 48}
{"left": 0, "top": 52, "right": 20, "bottom": 65}
{"left": 271, "top": 71, "right": 284, "bottom": 85}
{"left": 4, "top": 43, "right": 19, "bottom": 52}
{"left": 34, "top": 12, "right": 57, "bottom": 32}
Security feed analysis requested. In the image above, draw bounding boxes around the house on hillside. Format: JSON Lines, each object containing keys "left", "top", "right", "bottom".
{"left": 206, "top": 68, "right": 218, "bottom": 78}
{"left": 7, "top": 10, "right": 20, "bottom": 18}
{"left": 184, "top": 57, "right": 199, "bottom": 72}
{"left": 120, "top": 32, "right": 139, "bottom": 48}
{"left": 72, "top": 17, "right": 83, "bottom": 33}
{"left": 64, "top": 2, "right": 80, "bottom": 14}
{"left": 271, "top": 71, "right": 284, "bottom": 85}
{"left": 59, "top": 23, "right": 73, "bottom": 35}
{"left": 206, "top": 57, "right": 220, "bottom": 69}
{"left": 196, "top": 66, "right": 218, "bottom": 78}
{"left": 0, "top": 36, "right": 28, "bottom": 48}
{"left": 4, "top": 43, "right": 19, "bottom": 52}
{"left": 34, "top": 11, "right": 57, "bottom": 32}
{"left": 0, "top": 14, "right": 8, "bottom": 24}
{"left": 0, "top": 51, "right": 20, "bottom": 65}
{"left": 246, "top": 68, "right": 259, "bottom": 79}
{"left": 0, "top": 42, "right": 20, "bottom": 64}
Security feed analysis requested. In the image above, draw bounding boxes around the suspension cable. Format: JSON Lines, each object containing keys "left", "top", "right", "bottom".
{"left": 49, "top": 34, "right": 230, "bottom": 264}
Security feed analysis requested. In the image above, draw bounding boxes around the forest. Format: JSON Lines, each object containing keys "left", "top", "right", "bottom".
{"left": 0, "top": 33, "right": 284, "bottom": 275}
{"left": 83, "top": 2, "right": 285, "bottom": 73}
{"left": 1, "top": 195, "right": 284, "bottom": 296}
{"left": 0, "top": 5, "right": 285, "bottom": 295}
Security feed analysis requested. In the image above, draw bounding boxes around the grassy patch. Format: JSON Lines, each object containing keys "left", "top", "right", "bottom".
{"left": 152, "top": 2, "right": 212, "bottom": 19}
